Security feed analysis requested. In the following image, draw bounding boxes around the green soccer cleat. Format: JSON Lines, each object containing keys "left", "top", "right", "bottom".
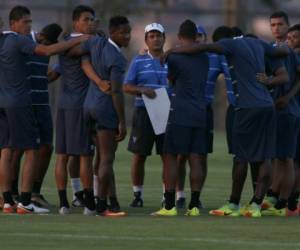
{"left": 261, "top": 207, "right": 297, "bottom": 216}
{"left": 209, "top": 202, "right": 240, "bottom": 217}
{"left": 185, "top": 207, "right": 200, "bottom": 216}
{"left": 151, "top": 207, "right": 177, "bottom": 216}
{"left": 261, "top": 197, "right": 277, "bottom": 210}
{"left": 243, "top": 202, "right": 261, "bottom": 218}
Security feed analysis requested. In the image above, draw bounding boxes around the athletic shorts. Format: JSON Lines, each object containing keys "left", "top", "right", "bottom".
{"left": 295, "top": 117, "right": 300, "bottom": 161}
{"left": 84, "top": 108, "right": 118, "bottom": 131}
{"left": 275, "top": 112, "right": 299, "bottom": 159}
{"left": 206, "top": 104, "right": 214, "bottom": 154}
{"left": 33, "top": 105, "right": 53, "bottom": 146}
{"left": 232, "top": 106, "right": 276, "bottom": 162}
{"left": 55, "top": 108, "right": 93, "bottom": 155}
{"left": 0, "top": 107, "right": 39, "bottom": 150}
{"left": 127, "top": 107, "right": 164, "bottom": 156}
{"left": 163, "top": 123, "right": 207, "bottom": 155}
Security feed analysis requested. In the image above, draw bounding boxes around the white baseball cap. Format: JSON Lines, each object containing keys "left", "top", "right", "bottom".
{"left": 144, "top": 23, "right": 165, "bottom": 34}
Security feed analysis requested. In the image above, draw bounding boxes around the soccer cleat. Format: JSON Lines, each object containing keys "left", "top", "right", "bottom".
{"left": 83, "top": 207, "right": 96, "bottom": 216}
{"left": 129, "top": 197, "right": 143, "bottom": 208}
{"left": 176, "top": 198, "right": 186, "bottom": 209}
{"left": 243, "top": 202, "right": 261, "bottom": 218}
{"left": 17, "top": 203, "right": 49, "bottom": 214}
{"left": 185, "top": 207, "right": 200, "bottom": 216}
{"left": 72, "top": 191, "right": 85, "bottom": 208}
{"left": 239, "top": 204, "right": 251, "bottom": 216}
{"left": 31, "top": 194, "right": 50, "bottom": 208}
{"left": 151, "top": 207, "right": 177, "bottom": 216}
{"left": 99, "top": 210, "right": 127, "bottom": 217}
{"left": 209, "top": 203, "right": 240, "bottom": 217}
{"left": 59, "top": 206, "right": 71, "bottom": 215}
{"left": 2, "top": 203, "right": 17, "bottom": 214}
{"left": 262, "top": 207, "right": 298, "bottom": 217}
{"left": 261, "top": 197, "right": 277, "bottom": 210}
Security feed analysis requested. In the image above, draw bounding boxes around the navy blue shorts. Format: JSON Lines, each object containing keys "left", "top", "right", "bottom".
{"left": 295, "top": 117, "right": 300, "bottom": 161}
{"left": 84, "top": 108, "right": 118, "bottom": 131}
{"left": 206, "top": 104, "right": 214, "bottom": 154}
{"left": 33, "top": 105, "right": 53, "bottom": 146}
{"left": 0, "top": 107, "right": 39, "bottom": 150}
{"left": 0, "top": 109, "right": 9, "bottom": 148}
{"left": 55, "top": 108, "right": 93, "bottom": 155}
{"left": 163, "top": 123, "right": 207, "bottom": 155}
{"left": 232, "top": 106, "right": 276, "bottom": 162}
{"left": 225, "top": 105, "right": 235, "bottom": 154}
{"left": 128, "top": 107, "right": 165, "bottom": 156}
{"left": 275, "top": 112, "right": 299, "bottom": 159}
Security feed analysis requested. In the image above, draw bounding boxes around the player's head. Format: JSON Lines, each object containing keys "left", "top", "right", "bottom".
{"left": 178, "top": 19, "right": 197, "bottom": 44}
{"left": 270, "top": 11, "right": 289, "bottom": 41}
{"left": 109, "top": 16, "right": 131, "bottom": 48}
{"left": 231, "top": 26, "right": 244, "bottom": 37}
{"left": 9, "top": 5, "right": 32, "bottom": 35}
{"left": 196, "top": 25, "right": 207, "bottom": 44}
{"left": 212, "top": 26, "right": 234, "bottom": 42}
{"left": 38, "top": 23, "right": 62, "bottom": 45}
{"left": 72, "top": 5, "right": 95, "bottom": 34}
{"left": 287, "top": 24, "right": 300, "bottom": 49}
{"left": 144, "top": 23, "right": 165, "bottom": 52}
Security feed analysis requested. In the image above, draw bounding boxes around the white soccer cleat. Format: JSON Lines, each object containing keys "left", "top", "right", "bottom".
{"left": 58, "top": 206, "right": 71, "bottom": 215}
{"left": 83, "top": 207, "right": 96, "bottom": 216}
{"left": 17, "top": 202, "right": 49, "bottom": 214}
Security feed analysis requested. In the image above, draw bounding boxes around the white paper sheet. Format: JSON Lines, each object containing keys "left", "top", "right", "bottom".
{"left": 142, "top": 88, "right": 170, "bottom": 135}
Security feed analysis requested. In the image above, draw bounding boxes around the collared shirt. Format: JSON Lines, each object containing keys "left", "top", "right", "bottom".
{"left": 205, "top": 53, "right": 236, "bottom": 106}
{"left": 124, "top": 51, "right": 169, "bottom": 107}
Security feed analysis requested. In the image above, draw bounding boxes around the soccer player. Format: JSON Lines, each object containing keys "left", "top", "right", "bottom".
{"left": 152, "top": 20, "right": 210, "bottom": 216}
{"left": 71, "top": 15, "right": 130, "bottom": 216}
{"left": 0, "top": 5, "right": 89, "bottom": 214}
{"left": 288, "top": 24, "right": 300, "bottom": 213}
{"left": 54, "top": 5, "right": 98, "bottom": 215}
{"left": 162, "top": 24, "right": 289, "bottom": 217}
{"left": 262, "top": 12, "right": 300, "bottom": 216}
{"left": 123, "top": 23, "right": 168, "bottom": 208}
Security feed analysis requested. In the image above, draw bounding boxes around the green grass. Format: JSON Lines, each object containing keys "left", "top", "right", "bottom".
{"left": 1, "top": 133, "right": 300, "bottom": 250}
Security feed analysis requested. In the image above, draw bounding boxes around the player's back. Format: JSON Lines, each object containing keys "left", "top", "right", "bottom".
{"left": 167, "top": 52, "right": 209, "bottom": 127}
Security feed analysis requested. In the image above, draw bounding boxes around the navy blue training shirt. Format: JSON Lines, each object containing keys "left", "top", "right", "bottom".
{"left": 167, "top": 52, "right": 208, "bottom": 128}
{"left": 81, "top": 37, "right": 127, "bottom": 128}
{"left": 58, "top": 33, "right": 90, "bottom": 109}
{"left": 217, "top": 37, "right": 277, "bottom": 109}
{"left": 0, "top": 32, "right": 36, "bottom": 107}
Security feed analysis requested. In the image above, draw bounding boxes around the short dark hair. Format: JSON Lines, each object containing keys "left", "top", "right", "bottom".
{"left": 231, "top": 26, "right": 244, "bottom": 37}
{"left": 41, "top": 23, "right": 63, "bottom": 44}
{"left": 212, "top": 26, "right": 234, "bottom": 42}
{"left": 109, "top": 16, "right": 129, "bottom": 32}
{"left": 72, "top": 5, "right": 95, "bottom": 21}
{"left": 270, "top": 11, "right": 289, "bottom": 25}
{"left": 9, "top": 5, "right": 30, "bottom": 21}
{"left": 288, "top": 24, "right": 300, "bottom": 33}
{"left": 178, "top": 19, "right": 197, "bottom": 39}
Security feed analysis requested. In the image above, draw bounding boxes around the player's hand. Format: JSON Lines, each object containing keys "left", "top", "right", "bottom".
{"left": 141, "top": 87, "right": 156, "bottom": 99}
{"left": 97, "top": 79, "right": 111, "bottom": 94}
{"left": 256, "top": 72, "right": 270, "bottom": 85}
{"left": 275, "top": 96, "right": 289, "bottom": 109}
{"left": 115, "top": 122, "right": 127, "bottom": 141}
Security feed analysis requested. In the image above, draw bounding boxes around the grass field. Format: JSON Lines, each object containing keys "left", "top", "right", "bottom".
{"left": 1, "top": 133, "right": 300, "bottom": 250}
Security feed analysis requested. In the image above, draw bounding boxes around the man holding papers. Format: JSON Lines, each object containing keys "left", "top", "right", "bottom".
{"left": 123, "top": 23, "right": 169, "bottom": 207}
